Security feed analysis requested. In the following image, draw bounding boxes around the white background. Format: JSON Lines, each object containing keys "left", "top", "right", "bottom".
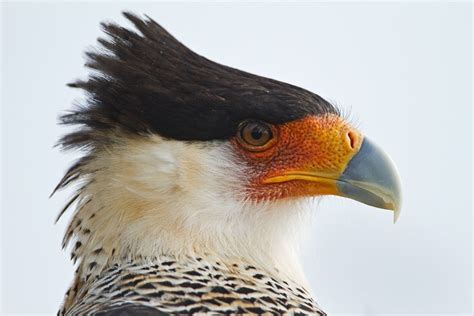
{"left": 1, "top": 2, "right": 472, "bottom": 315}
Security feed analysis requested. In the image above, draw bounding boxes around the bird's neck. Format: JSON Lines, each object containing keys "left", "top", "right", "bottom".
{"left": 66, "top": 190, "right": 312, "bottom": 287}
{"left": 61, "top": 137, "right": 314, "bottom": 287}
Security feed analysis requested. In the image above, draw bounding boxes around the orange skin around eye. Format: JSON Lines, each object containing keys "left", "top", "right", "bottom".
{"left": 230, "top": 114, "right": 363, "bottom": 201}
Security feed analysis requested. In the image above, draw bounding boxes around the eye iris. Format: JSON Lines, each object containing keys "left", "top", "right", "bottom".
{"left": 239, "top": 121, "right": 273, "bottom": 147}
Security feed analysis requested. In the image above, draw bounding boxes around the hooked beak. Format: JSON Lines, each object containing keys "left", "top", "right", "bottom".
{"left": 337, "top": 138, "right": 402, "bottom": 222}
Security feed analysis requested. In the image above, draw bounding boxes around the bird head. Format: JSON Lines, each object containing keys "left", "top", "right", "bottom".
{"left": 55, "top": 13, "right": 401, "bottom": 283}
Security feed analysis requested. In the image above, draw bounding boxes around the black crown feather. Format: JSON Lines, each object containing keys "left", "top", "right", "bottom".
{"left": 60, "top": 12, "right": 337, "bottom": 150}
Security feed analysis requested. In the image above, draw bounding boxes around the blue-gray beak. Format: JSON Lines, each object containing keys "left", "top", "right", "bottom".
{"left": 337, "top": 138, "right": 402, "bottom": 222}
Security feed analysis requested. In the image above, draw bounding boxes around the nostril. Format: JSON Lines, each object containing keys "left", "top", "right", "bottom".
{"left": 347, "top": 130, "right": 357, "bottom": 149}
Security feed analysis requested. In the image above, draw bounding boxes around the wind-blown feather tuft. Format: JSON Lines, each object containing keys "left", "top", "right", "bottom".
{"left": 61, "top": 12, "right": 337, "bottom": 148}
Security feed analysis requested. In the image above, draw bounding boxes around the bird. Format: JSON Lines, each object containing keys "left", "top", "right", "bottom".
{"left": 54, "top": 12, "right": 401, "bottom": 315}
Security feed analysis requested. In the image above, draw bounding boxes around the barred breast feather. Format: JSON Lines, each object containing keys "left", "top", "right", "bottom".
{"left": 60, "top": 256, "right": 325, "bottom": 315}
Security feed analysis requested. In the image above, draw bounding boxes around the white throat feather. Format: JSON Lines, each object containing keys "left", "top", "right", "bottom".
{"left": 59, "top": 134, "right": 315, "bottom": 287}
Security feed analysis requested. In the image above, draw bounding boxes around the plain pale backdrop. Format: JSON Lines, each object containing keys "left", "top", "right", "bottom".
{"left": 1, "top": 2, "right": 472, "bottom": 315}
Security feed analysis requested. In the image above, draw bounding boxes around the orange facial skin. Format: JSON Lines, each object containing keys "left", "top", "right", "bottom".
{"left": 230, "top": 114, "right": 363, "bottom": 201}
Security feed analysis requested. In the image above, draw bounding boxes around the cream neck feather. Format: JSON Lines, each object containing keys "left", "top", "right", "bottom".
{"left": 62, "top": 135, "right": 315, "bottom": 287}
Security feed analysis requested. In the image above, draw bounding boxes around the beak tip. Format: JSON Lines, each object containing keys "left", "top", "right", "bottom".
{"left": 386, "top": 191, "right": 402, "bottom": 223}
{"left": 393, "top": 207, "right": 401, "bottom": 224}
{"left": 338, "top": 137, "right": 402, "bottom": 222}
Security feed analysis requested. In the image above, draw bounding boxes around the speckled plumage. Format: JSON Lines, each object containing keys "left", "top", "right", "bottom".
{"left": 60, "top": 256, "right": 325, "bottom": 315}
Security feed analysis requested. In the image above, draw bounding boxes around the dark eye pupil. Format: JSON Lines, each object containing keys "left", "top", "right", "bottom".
{"left": 251, "top": 127, "right": 263, "bottom": 140}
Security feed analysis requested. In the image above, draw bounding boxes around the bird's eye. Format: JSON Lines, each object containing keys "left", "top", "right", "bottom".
{"left": 237, "top": 120, "right": 275, "bottom": 150}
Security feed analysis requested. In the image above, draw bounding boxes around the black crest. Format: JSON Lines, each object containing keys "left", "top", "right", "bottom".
{"left": 61, "top": 12, "right": 337, "bottom": 149}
